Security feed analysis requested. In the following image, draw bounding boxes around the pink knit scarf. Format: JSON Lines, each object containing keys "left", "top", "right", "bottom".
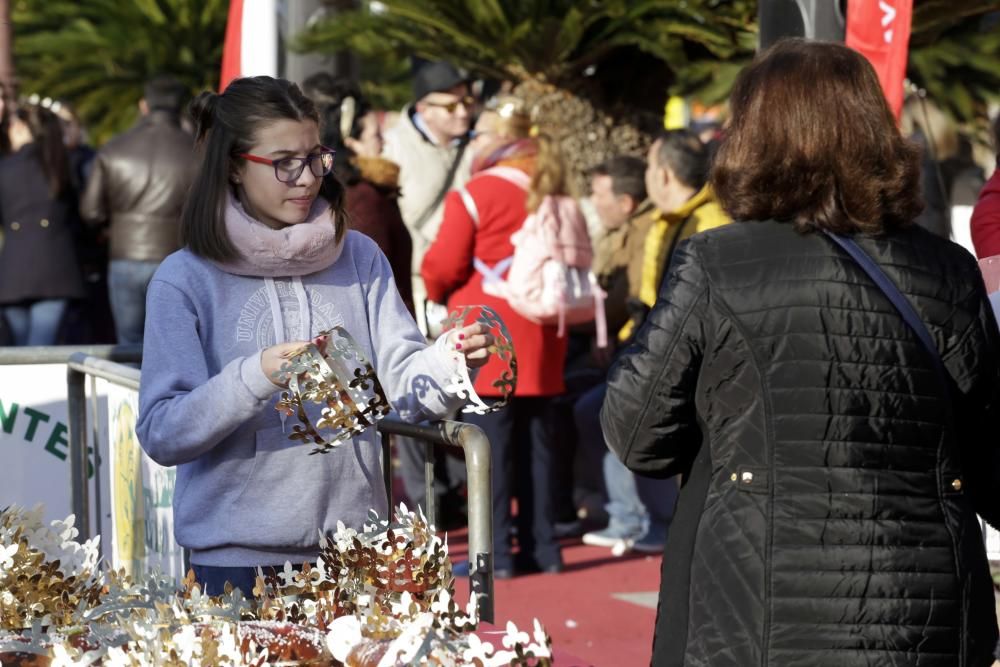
{"left": 213, "top": 193, "right": 344, "bottom": 277}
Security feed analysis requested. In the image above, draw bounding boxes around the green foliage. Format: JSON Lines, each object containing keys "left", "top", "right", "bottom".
{"left": 298, "top": 0, "right": 1000, "bottom": 131}
{"left": 296, "top": 0, "right": 758, "bottom": 113}
{"left": 12, "top": 0, "right": 228, "bottom": 144}
{"left": 909, "top": 3, "right": 1000, "bottom": 137}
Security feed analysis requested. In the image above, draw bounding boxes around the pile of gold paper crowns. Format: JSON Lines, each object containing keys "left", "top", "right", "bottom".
{"left": 273, "top": 307, "right": 517, "bottom": 454}
{"left": 0, "top": 504, "right": 552, "bottom": 666}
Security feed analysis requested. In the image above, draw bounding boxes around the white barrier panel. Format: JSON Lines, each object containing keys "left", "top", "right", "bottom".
{"left": 0, "top": 364, "right": 110, "bottom": 539}
{"left": 983, "top": 521, "right": 1000, "bottom": 561}
{"left": 103, "top": 380, "right": 185, "bottom": 581}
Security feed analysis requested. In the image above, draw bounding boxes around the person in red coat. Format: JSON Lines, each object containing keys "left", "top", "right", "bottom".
{"left": 422, "top": 131, "right": 569, "bottom": 577}
{"left": 972, "top": 170, "right": 1000, "bottom": 260}
{"left": 972, "top": 117, "right": 1000, "bottom": 260}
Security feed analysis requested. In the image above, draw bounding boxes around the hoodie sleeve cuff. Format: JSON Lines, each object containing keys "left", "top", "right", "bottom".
{"left": 240, "top": 353, "right": 279, "bottom": 401}
{"left": 432, "top": 333, "right": 480, "bottom": 393}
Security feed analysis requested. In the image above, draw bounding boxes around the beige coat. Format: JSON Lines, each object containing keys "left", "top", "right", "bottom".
{"left": 382, "top": 106, "right": 474, "bottom": 277}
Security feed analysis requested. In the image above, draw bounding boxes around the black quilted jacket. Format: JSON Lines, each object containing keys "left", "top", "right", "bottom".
{"left": 602, "top": 220, "right": 1000, "bottom": 667}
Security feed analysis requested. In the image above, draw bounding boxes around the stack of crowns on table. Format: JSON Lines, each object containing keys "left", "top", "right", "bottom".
{"left": 0, "top": 307, "right": 532, "bottom": 664}
{"left": 0, "top": 503, "right": 552, "bottom": 666}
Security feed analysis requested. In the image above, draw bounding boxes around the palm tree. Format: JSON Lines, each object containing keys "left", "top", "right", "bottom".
{"left": 908, "top": 2, "right": 1000, "bottom": 143}
{"left": 296, "top": 0, "right": 758, "bottom": 191}
{"left": 12, "top": 0, "right": 228, "bottom": 144}
{"left": 298, "top": 0, "right": 1000, "bottom": 185}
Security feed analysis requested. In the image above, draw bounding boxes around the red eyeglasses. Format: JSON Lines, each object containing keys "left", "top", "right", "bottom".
{"left": 238, "top": 147, "right": 336, "bottom": 183}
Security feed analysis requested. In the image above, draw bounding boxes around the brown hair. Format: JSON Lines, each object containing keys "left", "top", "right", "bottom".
{"left": 15, "top": 104, "right": 69, "bottom": 197}
{"left": 711, "top": 38, "right": 923, "bottom": 235}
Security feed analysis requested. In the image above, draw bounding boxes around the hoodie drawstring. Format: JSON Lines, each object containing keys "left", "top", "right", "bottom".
{"left": 265, "top": 277, "right": 313, "bottom": 432}
{"left": 264, "top": 278, "right": 288, "bottom": 431}
{"left": 293, "top": 276, "right": 311, "bottom": 342}
{"left": 265, "top": 278, "right": 284, "bottom": 345}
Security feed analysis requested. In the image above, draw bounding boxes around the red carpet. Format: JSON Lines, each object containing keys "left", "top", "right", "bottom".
{"left": 448, "top": 529, "right": 661, "bottom": 667}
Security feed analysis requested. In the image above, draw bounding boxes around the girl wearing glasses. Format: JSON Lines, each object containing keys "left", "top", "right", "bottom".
{"left": 136, "top": 76, "right": 493, "bottom": 595}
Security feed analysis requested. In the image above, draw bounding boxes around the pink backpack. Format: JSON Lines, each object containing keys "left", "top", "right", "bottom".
{"left": 458, "top": 167, "right": 607, "bottom": 347}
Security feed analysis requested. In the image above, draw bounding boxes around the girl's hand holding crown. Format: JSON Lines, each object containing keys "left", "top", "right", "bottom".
{"left": 446, "top": 322, "right": 494, "bottom": 369}
{"left": 262, "top": 325, "right": 494, "bottom": 388}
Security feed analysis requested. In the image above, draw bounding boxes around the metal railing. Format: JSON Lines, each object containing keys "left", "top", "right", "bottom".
{"left": 375, "top": 419, "right": 494, "bottom": 621}
{"left": 66, "top": 354, "right": 140, "bottom": 542}
{"left": 64, "top": 353, "right": 494, "bottom": 622}
{"left": 0, "top": 344, "right": 142, "bottom": 558}
{"left": 0, "top": 344, "right": 142, "bottom": 366}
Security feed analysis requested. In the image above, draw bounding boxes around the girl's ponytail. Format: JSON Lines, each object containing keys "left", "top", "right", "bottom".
{"left": 189, "top": 91, "right": 220, "bottom": 143}
{"left": 527, "top": 133, "right": 568, "bottom": 212}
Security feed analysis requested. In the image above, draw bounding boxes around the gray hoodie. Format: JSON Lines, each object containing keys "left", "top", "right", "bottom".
{"left": 137, "top": 230, "right": 463, "bottom": 567}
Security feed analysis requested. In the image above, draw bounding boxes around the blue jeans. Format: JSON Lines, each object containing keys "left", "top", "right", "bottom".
{"left": 192, "top": 564, "right": 301, "bottom": 597}
{"left": 108, "top": 259, "right": 160, "bottom": 345}
{"left": 574, "top": 382, "right": 678, "bottom": 536}
{"left": 2, "top": 299, "right": 68, "bottom": 346}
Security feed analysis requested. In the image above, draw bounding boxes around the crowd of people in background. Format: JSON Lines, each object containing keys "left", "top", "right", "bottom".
{"left": 2, "top": 47, "right": 1000, "bottom": 601}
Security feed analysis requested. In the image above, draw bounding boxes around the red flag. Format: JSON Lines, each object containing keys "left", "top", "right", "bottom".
{"left": 846, "top": 0, "right": 913, "bottom": 119}
{"left": 219, "top": 0, "right": 279, "bottom": 92}
{"left": 219, "top": 0, "right": 244, "bottom": 91}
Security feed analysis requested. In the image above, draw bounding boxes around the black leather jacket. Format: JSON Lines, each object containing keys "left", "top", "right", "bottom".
{"left": 80, "top": 110, "right": 194, "bottom": 262}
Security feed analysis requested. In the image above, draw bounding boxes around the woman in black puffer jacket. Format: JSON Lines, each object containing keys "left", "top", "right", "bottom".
{"left": 602, "top": 39, "right": 1000, "bottom": 667}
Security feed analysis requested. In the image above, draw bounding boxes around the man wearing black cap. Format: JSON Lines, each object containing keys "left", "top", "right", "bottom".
{"left": 383, "top": 60, "right": 475, "bottom": 335}
{"left": 384, "top": 61, "right": 475, "bottom": 526}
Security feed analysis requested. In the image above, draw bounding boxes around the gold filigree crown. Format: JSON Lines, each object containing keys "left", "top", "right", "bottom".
{"left": 272, "top": 326, "right": 392, "bottom": 455}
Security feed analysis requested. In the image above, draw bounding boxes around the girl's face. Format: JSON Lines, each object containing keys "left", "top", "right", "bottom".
{"left": 235, "top": 118, "right": 324, "bottom": 230}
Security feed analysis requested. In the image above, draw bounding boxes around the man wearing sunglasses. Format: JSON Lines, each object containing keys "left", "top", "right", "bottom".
{"left": 383, "top": 61, "right": 476, "bottom": 335}
{"left": 383, "top": 60, "right": 476, "bottom": 529}
{"left": 81, "top": 75, "right": 196, "bottom": 346}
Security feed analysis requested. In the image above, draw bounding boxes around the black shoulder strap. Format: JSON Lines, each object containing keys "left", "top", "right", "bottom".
{"left": 411, "top": 139, "right": 469, "bottom": 232}
{"left": 823, "top": 230, "right": 954, "bottom": 401}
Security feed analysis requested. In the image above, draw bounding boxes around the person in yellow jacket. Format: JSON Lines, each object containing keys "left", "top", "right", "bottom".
{"left": 619, "top": 129, "right": 730, "bottom": 341}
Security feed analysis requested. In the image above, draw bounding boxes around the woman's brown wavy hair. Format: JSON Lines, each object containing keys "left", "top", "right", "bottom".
{"left": 711, "top": 38, "right": 923, "bottom": 235}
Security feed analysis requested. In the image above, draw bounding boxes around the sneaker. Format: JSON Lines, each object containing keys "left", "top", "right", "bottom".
{"left": 582, "top": 526, "right": 641, "bottom": 548}
{"left": 610, "top": 539, "right": 634, "bottom": 557}
{"left": 630, "top": 528, "right": 667, "bottom": 554}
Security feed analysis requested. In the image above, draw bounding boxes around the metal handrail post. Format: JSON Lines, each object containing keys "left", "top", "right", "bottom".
{"left": 381, "top": 437, "right": 392, "bottom": 507}
{"left": 65, "top": 353, "right": 142, "bottom": 542}
{"left": 448, "top": 421, "right": 494, "bottom": 625}
{"left": 376, "top": 418, "right": 494, "bottom": 623}
{"left": 67, "top": 365, "right": 89, "bottom": 540}
{"left": 424, "top": 440, "right": 436, "bottom": 527}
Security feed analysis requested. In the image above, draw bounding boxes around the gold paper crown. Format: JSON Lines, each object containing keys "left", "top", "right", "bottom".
{"left": 440, "top": 306, "right": 517, "bottom": 415}
{"left": 272, "top": 326, "right": 392, "bottom": 455}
